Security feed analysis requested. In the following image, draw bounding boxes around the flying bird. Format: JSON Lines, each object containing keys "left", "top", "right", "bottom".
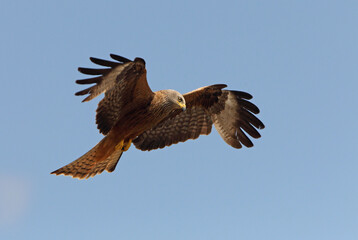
{"left": 51, "top": 54, "right": 265, "bottom": 179}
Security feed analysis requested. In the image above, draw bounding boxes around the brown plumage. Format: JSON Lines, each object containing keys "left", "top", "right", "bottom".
{"left": 51, "top": 54, "right": 265, "bottom": 179}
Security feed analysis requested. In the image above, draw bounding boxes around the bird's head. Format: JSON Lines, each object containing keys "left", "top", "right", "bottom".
{"left": 164, "top": 89, "right": 186, "bottom": 111}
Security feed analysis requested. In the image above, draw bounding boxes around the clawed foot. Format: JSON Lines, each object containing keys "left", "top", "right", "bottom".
{"left": 122, "top": 139, "right": 132, "bottom": 151}
{"left": 115, "top": 139, "right": 132, "bottom": 151}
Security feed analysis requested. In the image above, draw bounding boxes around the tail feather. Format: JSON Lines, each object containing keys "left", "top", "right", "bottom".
{"left": 105, "top": 149, "right": 123, "bottom": 172}
{"left": 51, "top": 137, "right": 124, "bottom": 180}
{"left": 84, "top": 149, "right": 123, "bottom": 179}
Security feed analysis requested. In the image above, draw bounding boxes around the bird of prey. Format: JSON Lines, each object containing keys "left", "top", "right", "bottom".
{"left": 51, "top": 54, "right": 265, "bottom": 179}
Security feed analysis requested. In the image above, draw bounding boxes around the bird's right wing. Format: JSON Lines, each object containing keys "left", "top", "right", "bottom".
{"left": 75, "top": 54, "right": 154, "bottom": 135}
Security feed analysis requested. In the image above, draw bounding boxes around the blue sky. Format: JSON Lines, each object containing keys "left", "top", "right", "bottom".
{"left": 1, "top": 0, "right": 357, "bottom": 239}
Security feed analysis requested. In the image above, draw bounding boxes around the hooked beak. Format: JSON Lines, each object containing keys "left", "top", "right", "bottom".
{"left": 178, "top": 102, "right": 186, "bottom": 111}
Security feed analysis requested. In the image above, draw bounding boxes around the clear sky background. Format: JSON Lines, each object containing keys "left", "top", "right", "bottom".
{"left": 1, "top": 1, "right": 357, "bottom": 239}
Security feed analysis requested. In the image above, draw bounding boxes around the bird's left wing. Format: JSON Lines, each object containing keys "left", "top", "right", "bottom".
{"left": 133, "top": 84, "right": 265, "bottom": 151}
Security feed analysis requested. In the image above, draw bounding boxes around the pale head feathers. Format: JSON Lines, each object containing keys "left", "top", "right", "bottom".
{"left": 159, "top": 89, "right": 186, "bottom": 111}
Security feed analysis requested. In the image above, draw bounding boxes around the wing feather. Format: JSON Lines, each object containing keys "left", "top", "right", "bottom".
{"left": 133, "top": 107, "right": 213, "bottom": 151}
{"left": 110, "top": 54, "right": 131, "bottom": 63}
{"left": 212, "top": 91, "right": 265, "bottom": 148}
{"left": 74, "top": 86, "right": 92, "bottom": 96}
{"left": 238, "top": 120, "right": 261, "bottom": 139}
{"left": 231, "top": 90, "right": 253, "bottom": 100}
{"left": 77, "top": 67, "right": 112, "bottom": 76}
{"left": 236, "top": 127, "right": 253, "bottom": 147}
{"left": 237, "top": 98, "right": 260, "bottom": 114}
{"left": 89, "top": 57, "right": 119, "bottom": 67}
{"left": 76, "top": 76, "right": 102, "bottom": 85}
{"left": 241, "top": 110, "right": 264, "bottom": 129}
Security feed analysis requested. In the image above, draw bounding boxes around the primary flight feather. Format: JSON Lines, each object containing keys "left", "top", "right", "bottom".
{"left": 51, "top": 54, "right": 265, "bottom": 179}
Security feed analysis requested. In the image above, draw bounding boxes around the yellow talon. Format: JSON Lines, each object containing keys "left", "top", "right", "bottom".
{"left": 115, "top": 140, "right": 124, "bottom": 151}
{"left": 122, "top": 139, "right": 132, "bottom": 151}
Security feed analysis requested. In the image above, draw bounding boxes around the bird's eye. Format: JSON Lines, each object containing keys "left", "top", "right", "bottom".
{"left": 178, "top": 97, "right": 183, "bottom": 102}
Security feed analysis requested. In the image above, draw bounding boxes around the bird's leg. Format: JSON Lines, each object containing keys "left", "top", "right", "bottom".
{"left": 115, "top": 140, "right": 124, "bottom": 151}
{"left": 122, "top": 139, "right": 132, "bottom": 151}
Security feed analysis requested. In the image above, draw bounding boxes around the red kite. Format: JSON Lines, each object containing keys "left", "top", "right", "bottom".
{"left": 51, "top": 54, "right": 264, "bottom": 179}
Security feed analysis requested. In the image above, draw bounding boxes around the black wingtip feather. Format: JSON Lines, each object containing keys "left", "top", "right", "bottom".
{"left": 75, "top": 87, "right": 91, "bottom": 96}
{"left": 211, "top": 84, "right": 227, "bottom": 89}
{"left": 78, "top": 67, "right": 111, "bottom": 76}
{"left": 90, "top": 57, "right": 120, "bottom": 67}
{"left": 232, "top": 91, "right": 253, "bottom": 100}
{"left": 237, "top": 99, "right": 260, "bottom": 114}
{"left": 236, "top": 128, "right": 254, "bottom": 148}
{"left": 237, "top": 120, "right": 261, "bottom": 139}
{"left": 134, "top": 57, "right": 146, "bottom": 66}
{"left": 241, "top": 110, "right": 265, "bottom": 130}
{"left": 110, "top": 54, "right": 131, "bottom": 63}
{"left": 76, "top": 76, "right": 101, "bottom": 85}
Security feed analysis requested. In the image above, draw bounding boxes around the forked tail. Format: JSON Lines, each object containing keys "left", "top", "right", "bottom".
{"left": 51, "top": 136, "right": 123, "bottom": 179}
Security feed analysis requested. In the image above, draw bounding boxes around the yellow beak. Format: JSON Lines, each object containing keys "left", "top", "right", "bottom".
{"left": 178, "top": 102, "right": 186, "bottom": 111}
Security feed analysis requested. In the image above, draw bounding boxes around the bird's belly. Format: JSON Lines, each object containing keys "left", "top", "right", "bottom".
{"left": 111, "top": 109, "right": 163, "bottom": 141}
